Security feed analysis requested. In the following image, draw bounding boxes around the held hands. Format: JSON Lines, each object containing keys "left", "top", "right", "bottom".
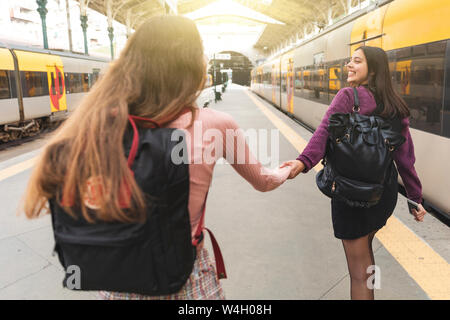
{"left": 280, "top": 160, "right": 305, "bottom": 179}
{"left": 412, "top": 204, "right": 427, "bottom": 222}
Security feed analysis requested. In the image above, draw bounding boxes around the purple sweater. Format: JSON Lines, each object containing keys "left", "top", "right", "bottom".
{"left": 296, "top": 86, "right": 422, "bottom": 204}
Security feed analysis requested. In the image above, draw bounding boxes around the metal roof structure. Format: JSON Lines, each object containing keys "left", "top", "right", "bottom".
{"left": 77, "top": 0, "right": 366, "bottom": 53}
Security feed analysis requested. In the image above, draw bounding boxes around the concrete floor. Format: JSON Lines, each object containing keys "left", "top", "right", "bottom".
{"left": 0, "top": 84, "right": 448, "bottom": 299}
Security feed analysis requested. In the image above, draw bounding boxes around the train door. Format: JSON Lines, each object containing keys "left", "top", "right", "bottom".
{"left": 287, "top": 58, "right": 294, "bottom": 114}
{"left": 46, "top": 64, "right": 67, "bottom": 113}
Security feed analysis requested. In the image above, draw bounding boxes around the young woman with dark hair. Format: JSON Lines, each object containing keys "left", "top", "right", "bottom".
{"left": 282, "top": 46, "right": 427, "bottom": 300}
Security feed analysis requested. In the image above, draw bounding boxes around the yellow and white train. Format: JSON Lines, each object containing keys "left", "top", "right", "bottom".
{"left": 0, "top": 44, "right": 109, "bottom": 141}
{"left": 251, "top": 0, "right": 450, "bottom": 215}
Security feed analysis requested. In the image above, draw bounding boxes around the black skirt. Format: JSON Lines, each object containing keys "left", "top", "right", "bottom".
{"left": 331, "top": 165, "right": 399, "bottom": 240}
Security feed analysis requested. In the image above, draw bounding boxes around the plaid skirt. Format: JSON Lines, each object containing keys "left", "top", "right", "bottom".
{"left": 97, "top": 247, "right": 225, "bottom": 300}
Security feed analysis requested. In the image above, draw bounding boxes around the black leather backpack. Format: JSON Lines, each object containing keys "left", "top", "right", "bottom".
{"left": 316, "top": 88, "right": 405, "bottom": 208}
{"left": 49, "top": 115, "right": 205, "bottom": 295}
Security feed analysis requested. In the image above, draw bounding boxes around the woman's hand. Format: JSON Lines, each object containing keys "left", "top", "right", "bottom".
{"left": 280, "top": 160, "right": 305, "bottom": 179}
{"left": 412, "top": 203, "right": 427, "bottom": 222}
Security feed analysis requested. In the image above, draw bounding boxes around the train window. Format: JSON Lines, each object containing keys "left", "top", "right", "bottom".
{"left": 265, "top": 72, "right": 270, "bottom": 85}
{"left": 281, "top": 71, "right": 287, "bottom": 92}
{"left": 82, "top": 73, "right": 89, "bottom": 92}
{"left": 427, "top": 41, "right": 446, "bottom": 55}
{"left": 91, "top": 71, "right": 100, "bottom": 86}
{"left": 21, "top": 71, "right": 49, "bottom": 97}
{"left": 342, "top": 59, "right": 349, "bottom": 83}
{"left": 412, "top": 45, "right": 426, "bottom": 57}
{"left": 294, "top": 67, "right": 302, "bottom": 95}
{"left": 305, "top": 66, "right": 328, "bottom": 104}
{"left": 328, "top": 64, "right": 342, "bottom": 101}
{"left": 301, "top": 68, "right": 311, "bottom": 100}
{"left": 8, "top": 71, "right": 17, "bottom": 98}
{"left": 396, "top": 47, "right": 411, "bottom": 60}
{"left": 0, "top": 70, "right": 10, "bottom": 99}
{"left": 386, "top": 50, "right": 395, "bottom": 61}
{"left": 66, "top": 73, "right": 83, "bottom": 94}
{"left": 405, "top": 55, "right": 445, "bottom": 136}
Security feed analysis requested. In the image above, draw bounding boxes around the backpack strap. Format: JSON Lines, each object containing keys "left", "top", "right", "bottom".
{"left": 127, "top": 115, "right": 160, "bottom": 168}
{"left": 352, "top": 87, "right": 360, "bottom": 112}
{"left": 192, "top": 192, "right": 227, "bottom": 280}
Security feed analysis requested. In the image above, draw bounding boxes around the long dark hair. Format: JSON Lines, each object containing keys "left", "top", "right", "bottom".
{"left": 356, "top": 46, "right": 410, "bottom": 118}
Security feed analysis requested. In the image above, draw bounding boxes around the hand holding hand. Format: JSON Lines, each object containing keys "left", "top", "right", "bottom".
{"left": 280, "top": 160, "right": 305, "bottom": 179}
{"left": 412, "top": 203, "right": 427, "bottom": 222}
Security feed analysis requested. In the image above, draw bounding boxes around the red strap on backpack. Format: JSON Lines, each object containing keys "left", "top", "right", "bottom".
{"left": 127, "top": 115, "right": 160, "bottom": 167}
{"left": 192, "top": 192, "right": 227, "bottom": 280}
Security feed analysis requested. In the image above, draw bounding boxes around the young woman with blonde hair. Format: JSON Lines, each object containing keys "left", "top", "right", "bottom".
{"left": 23, "top": 15, "right": 295, "bottom": 300}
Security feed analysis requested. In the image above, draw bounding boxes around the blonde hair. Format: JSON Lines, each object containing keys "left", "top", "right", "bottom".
{"left": 23, "top": 15, "right": 205, "bottom": 223}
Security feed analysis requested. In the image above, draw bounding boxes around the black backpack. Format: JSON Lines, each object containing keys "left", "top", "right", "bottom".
{"left": 316, "top": 88, "right": 405, "bottom": 208}
{"left": 49, "top": 115, "right": 224, "bottom": 296}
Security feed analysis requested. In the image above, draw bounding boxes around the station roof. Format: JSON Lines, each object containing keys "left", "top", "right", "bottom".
{"left": 79, "top": 0, "right": 355, "bottom": 51}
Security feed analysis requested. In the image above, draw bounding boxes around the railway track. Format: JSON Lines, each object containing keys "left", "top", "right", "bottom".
{"left": 0, "top": 127, "right": 56, "bottom": 152}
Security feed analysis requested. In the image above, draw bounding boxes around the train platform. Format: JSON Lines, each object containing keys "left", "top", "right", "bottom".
{"left": 0, "top": 83, "right": 448, "bottom": 300}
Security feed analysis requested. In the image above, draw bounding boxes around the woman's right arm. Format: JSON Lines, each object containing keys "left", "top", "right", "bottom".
{"left": 220, "top": 113, "right": 291, "bottom": 192}
{"left": 296, "top": 88, "right": 353, "bottom": 173}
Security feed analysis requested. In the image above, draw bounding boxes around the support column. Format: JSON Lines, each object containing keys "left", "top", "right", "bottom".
{"left": 36, "top": 0, "right": 48, "bottom": 49}
{"left": 108, "top": 26, "right": 114, "bottom": 60}
{"left": 65, "top": 0, "right": 73, "bottom": 51}
{"left": 80, "top": 0, "right": 90, "bottom": 55}
{"left": 106, "top": 0, "right": 114, "bottom": 59}
{"left": 126, "top": 9, "right": 132, "bottom": 39}
{"left": 80, "top": 15, "right": 89, "bottom": 54}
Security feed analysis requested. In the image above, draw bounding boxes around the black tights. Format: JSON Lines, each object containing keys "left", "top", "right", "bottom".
{"left": 341, "top": 230, "right": 378, "bottom": 300}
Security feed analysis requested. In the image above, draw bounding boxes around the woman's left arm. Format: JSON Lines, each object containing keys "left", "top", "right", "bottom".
{"left": 393, "top": 118, "right": 427, "bottom": 221}
{"left": 393, "top": 117, "right": 423, "bottom": 204}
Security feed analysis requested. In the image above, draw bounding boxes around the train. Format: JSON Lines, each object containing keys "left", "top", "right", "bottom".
{"left": 250, "top": 0, "right": 450, "bottom": 215}
{"left": 0, "top": 43, "right": 109, "bottom": 141}
{"left": 0, "top": 43, "right": 217, "bottom": 143}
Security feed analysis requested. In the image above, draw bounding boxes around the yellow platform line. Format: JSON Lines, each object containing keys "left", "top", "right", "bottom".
{"left": 244, "top": 89, "right": 450, "bottom": 300}
{"left": 0, "top": 157, "right": 36, "bottom": 182}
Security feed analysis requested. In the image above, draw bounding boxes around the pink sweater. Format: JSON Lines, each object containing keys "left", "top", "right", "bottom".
{"left": 166, "top": 108, "right": 290, "bottom": 239}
